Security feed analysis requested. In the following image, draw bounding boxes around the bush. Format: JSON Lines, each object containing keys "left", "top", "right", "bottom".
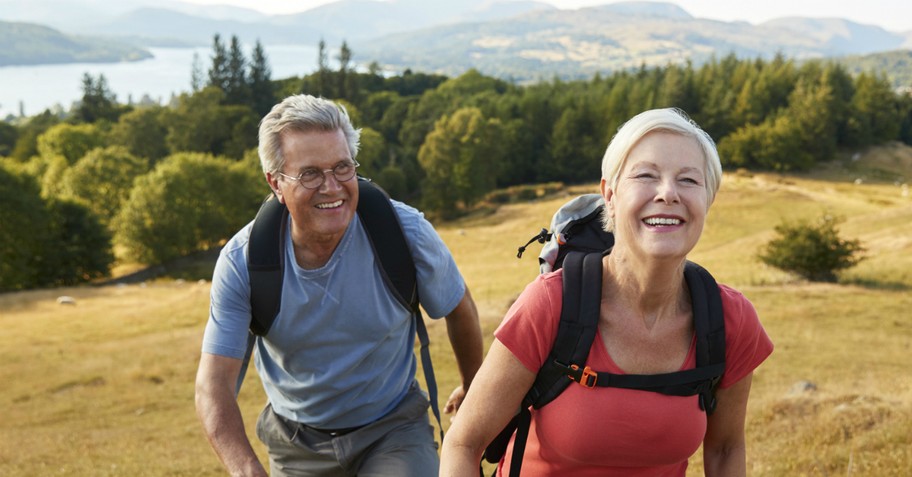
{"left": 41, "top": 198, "right": 114, "bottom": 286}
{"left": 0, "top": 163, "right": 112, "bottom": 290}
{"left": 758, "top": 214, "right": 865, "bottom": 282}
{"left": 113, "top": 152, "right": 263, "bottom": 264}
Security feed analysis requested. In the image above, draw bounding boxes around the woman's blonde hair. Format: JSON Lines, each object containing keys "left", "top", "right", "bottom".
{"left": 600, "top": 108, "right": 722, "bottom": 232}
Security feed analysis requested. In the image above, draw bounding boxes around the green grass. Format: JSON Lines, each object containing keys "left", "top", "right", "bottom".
{"left": 2, "top": 146, "right": 911, "bottom": 475}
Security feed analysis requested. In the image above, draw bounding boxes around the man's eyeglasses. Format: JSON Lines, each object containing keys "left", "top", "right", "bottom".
{"left": 277, "top": 160, "right": 360, "bottom": 189}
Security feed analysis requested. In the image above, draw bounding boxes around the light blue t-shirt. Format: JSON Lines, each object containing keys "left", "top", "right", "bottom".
{"left": 202, "top": 199, "right": 465, "bottom": 429}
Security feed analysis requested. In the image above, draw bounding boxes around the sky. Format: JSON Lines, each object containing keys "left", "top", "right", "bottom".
{"left": 180, "top": 0, "right": 912, "bottom": 33}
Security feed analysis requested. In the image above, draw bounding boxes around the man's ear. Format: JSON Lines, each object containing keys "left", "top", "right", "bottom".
{"left": 265, "top": 172, "right": 284, "bottom": 203}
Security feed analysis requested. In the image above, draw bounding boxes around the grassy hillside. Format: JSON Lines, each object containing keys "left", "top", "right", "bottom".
{"left": 1, "top": 144, "right": 910, "bottom": 475}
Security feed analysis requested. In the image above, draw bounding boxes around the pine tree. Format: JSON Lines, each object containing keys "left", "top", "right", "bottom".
{"left": 225, "top": 35, "right": 249, "bottom": 105}
{"left": 337, "top": 41, "right": 353, "bottom": 100}
{"left": 317, "top": 38, "right": 330, "bottom": 97}
{"left": 207, "top": 34, "right": 230, "bottom": 92}
{"left": 248, "top": 40, "right": 275, "bottom": 117}
{"left": 76, "top": 73, "right": 118, "bottom": 123}
{"left": 190, "top": 52, "right": 204, "bottom": 92}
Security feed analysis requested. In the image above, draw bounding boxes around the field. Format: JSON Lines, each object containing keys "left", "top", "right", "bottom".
{"left": 2, "top": 144, "right": 911, "bottom": 475}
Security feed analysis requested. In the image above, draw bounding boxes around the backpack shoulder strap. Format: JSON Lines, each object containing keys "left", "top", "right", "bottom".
{"left": 247, "top": 195, "right": 287, "bottom": 336}
{"left": 525, "top": 250, "right": 604, "bottom": 407}
{"left": 683, "top": 261, "right": 726, "bottom": 414}
{"left": 355, "top": 178, "right": 417, "bottom": 311}
{"left": 554, "top": 261, "right": 726, "bottom": 411}
{"left": 498, "top": 251, "right": 603, "bottom": 477}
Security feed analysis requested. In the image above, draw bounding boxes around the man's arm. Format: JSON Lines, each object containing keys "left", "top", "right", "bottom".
{"left": 195, "top": 352, "right": 268, "bottom": 477}
{"left": 442, "top": 286, "right": 485, "bottom": 414}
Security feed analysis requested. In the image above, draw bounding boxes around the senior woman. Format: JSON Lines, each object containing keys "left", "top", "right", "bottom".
{"left": 440, "top": 108, "right": 773, "bottom": 476}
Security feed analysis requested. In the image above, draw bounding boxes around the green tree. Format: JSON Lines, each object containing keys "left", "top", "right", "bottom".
{"left": 418, "top": 107, "right": 503, "bottom": 217}
{"left": 316, "top": 38, "right": 331, "bottom": 97}
{"left": 548, "top": 99, "right": 602, "bottom": 183}
{"left": 165, "top": 88, "right": 258, "bottom": 159}
{"left": 10, "top": 110, "right": 60, "bottom": 162}
{"left": 337, "top": 41, "right": 354, "bottom": 101}
{"left": 191, "top": 52, "right": 204, "bottom": 92}
{"left": 846, "top": 72, "right": 902, "bottom": 146}
{"left": 76, "top": 73, "right": 120, "bottom": 123}
{"left": 0, "top": 122, "right": 17, "bottom": 157}
{"left": 207, "top": 34, "right": 230, "bottom": 92}
{"left": 108, "top": 106, "right": 169, "bottom": 163}
{"left": 36, "top": 122, "right": 104, "bottom": 165}
{"left": 758, "top": 214, "right": 865, "bottom": 282}
{"left": 42, "top": 198, "right": 113, "bottom": 286}
{"left": 225, "top": 35, "right": 250, "bottom": 106}
{"left": 356, "top": 127, "right": 387, "bottom": 179}
{"left": 113, "top": 152, "right": 263, "bottom": 264}
{"left": 376, "top": 164, "right": 407, "bottom": 200}
{"left": 249, "top": 40, "right": 275, "bottom": 117}
{"left": 786, "top": 79, "right": 838, "bottom": 166}
{"left": 0, "top": 163, "right": 48, "bottom": 290}
{"left": 59, "top": 146, "right": 148, "bottom": 227}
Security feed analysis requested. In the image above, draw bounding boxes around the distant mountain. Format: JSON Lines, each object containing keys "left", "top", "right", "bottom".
{"left": 356, "top": 2, "right": 911, "bottom": 81}
{"left": 0, "top": 20, "right": 151, "bottom": 66}
{"left": 837, "top": 49, "right": 912, "bottom": 89}
{"left": 88, "top": 7, "right": 308, "bottom": 47}
{"left": 2, "top": 0, "right": 911, "bottom": 83}
{"left": 761, "top": 17, "right": 906, "bottom": 55}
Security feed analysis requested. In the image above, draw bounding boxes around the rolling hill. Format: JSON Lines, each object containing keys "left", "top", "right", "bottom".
{"left": 0, "top": 20, "right": 151, "bottom": 66}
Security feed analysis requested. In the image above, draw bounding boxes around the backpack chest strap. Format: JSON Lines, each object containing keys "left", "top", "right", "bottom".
{"left": 561, "top": 361, "right": 725, "bottom": 396}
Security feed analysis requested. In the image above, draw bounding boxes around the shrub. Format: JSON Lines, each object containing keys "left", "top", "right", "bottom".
{"left": 758, "top": 214, "right": 865, "bottom": 282}
{"left": 113, "top": 152, "right": 263, "bottom": 264}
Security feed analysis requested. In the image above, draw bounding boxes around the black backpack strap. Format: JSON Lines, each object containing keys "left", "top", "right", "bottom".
{"left": 248, "top": 195, "right": 288, "bottom": 336}
{"left": 526, "top": 251, "right": 604, "bottom": 407}
{"left": 356, "top": 179, "right": 417, "bottom": 309}
{"left": 238, "top": 195, "right": 288, "bottom": 395}
{"left": 683, "top": 261, "right": 726, "bottom": 414}
{"left": 555, "top": 261, "right": 726, "bottom": 411}
{"left": 492, "top": 251, "right": 603, "bottom": 476}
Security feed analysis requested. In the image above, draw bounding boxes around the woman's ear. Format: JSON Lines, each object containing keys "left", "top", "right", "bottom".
{"left": 600, "top": 179, "right": 615, "bottom": 218}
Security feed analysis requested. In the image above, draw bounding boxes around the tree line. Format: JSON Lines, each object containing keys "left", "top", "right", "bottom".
{"left": 1, "top": 37, "right": 911, "bottom": 291}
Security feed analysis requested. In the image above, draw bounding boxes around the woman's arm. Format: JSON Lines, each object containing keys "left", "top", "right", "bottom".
{"left": 439, "top": 339, "right": 537, "bottom": 476}
{"left": 702, "top": 372, "right": 754, "bottom": 477}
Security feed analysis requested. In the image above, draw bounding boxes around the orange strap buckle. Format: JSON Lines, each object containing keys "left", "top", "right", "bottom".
{"left": 569, "top": 364, "right": 598, "bottom": 388}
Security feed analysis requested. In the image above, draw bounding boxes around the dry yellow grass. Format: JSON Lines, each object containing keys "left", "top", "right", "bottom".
{"left": 2, "top": 145, "right": 911, "bottom": 475}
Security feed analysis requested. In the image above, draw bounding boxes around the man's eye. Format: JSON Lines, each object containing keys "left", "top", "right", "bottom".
{"left": 300, "top": 170, "right": 320, "bottom": 179}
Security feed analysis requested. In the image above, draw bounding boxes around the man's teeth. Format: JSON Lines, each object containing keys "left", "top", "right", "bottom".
{"left": 644, "top": 217, "right": 681, "bottom": 226}
{"left": 316, "top": 200, "right": 343, "bottom": 209}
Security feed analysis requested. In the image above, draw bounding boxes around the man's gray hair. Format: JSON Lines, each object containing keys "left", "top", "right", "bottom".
{"left": 258, "top": 94, "right": 361, "bottom": 174}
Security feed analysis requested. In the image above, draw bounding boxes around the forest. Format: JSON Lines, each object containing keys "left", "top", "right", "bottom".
{"left": 2, "top": 34, "right": 912, "bottom": 291}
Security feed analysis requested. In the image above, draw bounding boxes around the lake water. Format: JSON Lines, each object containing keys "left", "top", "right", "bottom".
{"left": 0, "top": 45, "right": 320, "bottom": 118}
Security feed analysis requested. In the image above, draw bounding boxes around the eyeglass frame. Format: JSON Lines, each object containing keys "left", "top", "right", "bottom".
{"left": 275, "top": 160, "right": 361, "bottom": 190}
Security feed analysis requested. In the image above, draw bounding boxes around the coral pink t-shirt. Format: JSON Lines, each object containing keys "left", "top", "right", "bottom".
{"left": 495, "top": 270, "right": 774, "bottom": 476}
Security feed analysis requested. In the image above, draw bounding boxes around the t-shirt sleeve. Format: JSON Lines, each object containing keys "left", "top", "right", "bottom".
{"left": 201, "top": 230, "right": 255, "bottom": 359}
{"left": 494, "top": 272, "right": 564, "bottom": 373}
{"left": 717, "top": 284, "right": 774, "bottom": 388}
{"left": 393, "top": 200, "right": 466, "bottom": 318}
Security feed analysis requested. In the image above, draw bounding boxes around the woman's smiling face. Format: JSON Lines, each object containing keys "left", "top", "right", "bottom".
{"left": 602, "top": 130, "right": 709, "bottom": 261}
